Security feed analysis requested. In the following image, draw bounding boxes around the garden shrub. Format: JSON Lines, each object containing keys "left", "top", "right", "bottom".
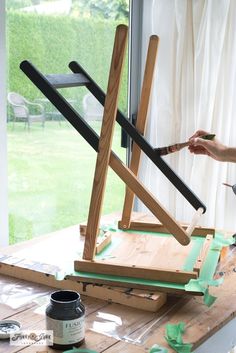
{"left": 7, "top": 11, "right": 128, "bottom": 117}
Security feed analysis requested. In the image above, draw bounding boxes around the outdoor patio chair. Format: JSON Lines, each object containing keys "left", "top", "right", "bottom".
{"left": 8, "top": 92, "right": 45, "bottom": 129}
{"left": 82, "top": 93, "right": 103, "bottom": 121}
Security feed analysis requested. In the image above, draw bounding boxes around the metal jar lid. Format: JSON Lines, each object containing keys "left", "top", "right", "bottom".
{"left": 0, "top": 320, "right": 21, "bottom": 339}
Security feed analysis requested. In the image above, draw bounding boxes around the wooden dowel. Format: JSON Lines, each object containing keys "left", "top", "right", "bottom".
{"left": 186, "top": 207, "right": 204, "bottom": 237}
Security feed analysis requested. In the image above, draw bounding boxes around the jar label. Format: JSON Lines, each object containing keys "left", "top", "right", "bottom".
{"left": 46, "top": 316, "right": 85, "bottom": 345}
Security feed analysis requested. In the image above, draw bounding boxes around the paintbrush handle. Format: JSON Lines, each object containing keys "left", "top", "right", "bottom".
{"left": 155, "top": 141, "right": 191, "bottom": 156}
{"left": 223, "top": 182, "right": 233, "bottom": 188}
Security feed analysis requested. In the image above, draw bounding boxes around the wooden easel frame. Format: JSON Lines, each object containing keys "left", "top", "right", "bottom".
{"left": 20, "top": 25, "right": 215, "bottom": 286}
{"left": 81, "top": 25, "right": 214, "bottom": 265}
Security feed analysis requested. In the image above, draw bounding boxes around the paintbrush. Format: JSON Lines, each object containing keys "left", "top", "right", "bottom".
{"left": 222, "top": 182, "right": 236, "bottom": 195}
{"left": 154, "top": 134, "right": 216, "bottom": 156}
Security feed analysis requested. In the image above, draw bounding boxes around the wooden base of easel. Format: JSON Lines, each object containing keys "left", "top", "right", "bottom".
{"left": 74, "top": 213, "right": 215, "bottom": 294}
{"left": 0, "top": 222, "right": 168, "bottom": 312}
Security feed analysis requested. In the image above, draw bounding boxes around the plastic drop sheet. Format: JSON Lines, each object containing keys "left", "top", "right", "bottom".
{"left": 86, "top": 297, "right": 187, "bottom": 345}
{"left": 0, "top": 276, "right": 50, "bottom": 309}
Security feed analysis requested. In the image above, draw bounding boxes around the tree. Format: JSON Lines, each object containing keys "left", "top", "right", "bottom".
{"left": 6, "top": 0, "right": 33, "bottom": 10}
{"left": 72, "top": 0, "right": 129, "bottom": 20}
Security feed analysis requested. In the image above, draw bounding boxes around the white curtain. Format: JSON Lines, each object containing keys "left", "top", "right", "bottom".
{"left": 138, "top": 0, "right": 236, "bottom": 231}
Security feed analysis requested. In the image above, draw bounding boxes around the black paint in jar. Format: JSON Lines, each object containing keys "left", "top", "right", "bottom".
{"left": 46, "top": 290, "right": 85, "bottom": 350}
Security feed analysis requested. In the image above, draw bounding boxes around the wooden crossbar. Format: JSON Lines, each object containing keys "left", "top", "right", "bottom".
{"left": 118, "top": 219, "right": 215, "bottom": 237}
{"left": 75, "top": 259, "right": 198, "bottom": 284}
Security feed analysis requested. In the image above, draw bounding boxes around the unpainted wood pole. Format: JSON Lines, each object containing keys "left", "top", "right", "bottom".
{"left": 109, "top": 154, "right": 190, "bottom": 246}
{"left": 83, "top": 25, "right": 128, "bottom": 260}
{"left": 120, "top": 35, "right": 159, "bottom": 229}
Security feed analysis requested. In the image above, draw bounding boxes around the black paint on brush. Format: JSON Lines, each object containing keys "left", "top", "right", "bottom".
{"left": 155, "top": 134, "right": 216, "bottom": 156}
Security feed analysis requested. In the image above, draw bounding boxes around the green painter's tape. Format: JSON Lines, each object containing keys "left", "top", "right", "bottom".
{"left": 73, "top": 232, "right": 229, "bottom": 293}
{"left": 185, "top": 279, "right": 215, "bottom": 306}
{"left": 165, "top": 322, "right": 192, "bottom": 353}
{"left": 55, "top": 270, "right": 67, "bottom": 281}
{"left": 72, "top": 270, "right": 185, "bottom": 290}
{"left": 211, "top": 232, "right": 234, "bottom": 251}
{"left": 58, "top": 230, "right": 231, "bottom": 303}
{"left": 203, "top": 287, "right": 216, "bottom": 307}
{"left": 182, "top": 237, "right": 203, "bottom": 271}
{"left": 149, "top": 344, "right": 169, "bottom": 353}
{"left": 100, "top": 223, "right": 118, "bottom": 233}
{"left": 63, "top": 349, "right": 98, "bottom": 353}
{"left": 55, "top": 262, "right": 75, "bottom": 281}
{"left": 185, "top": 277, "right": 223, "bottom": 306}
{"left": 184, "top": 231, "right": 233, "bottom": 306}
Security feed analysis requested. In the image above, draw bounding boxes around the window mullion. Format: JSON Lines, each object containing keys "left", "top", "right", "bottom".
{"left": 0, "top": 0, "right": 9, "bottom": 246}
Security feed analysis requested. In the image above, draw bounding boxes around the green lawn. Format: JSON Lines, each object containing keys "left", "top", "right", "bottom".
{"left": 7, "top": 120, "right": 126, "bottom": 244}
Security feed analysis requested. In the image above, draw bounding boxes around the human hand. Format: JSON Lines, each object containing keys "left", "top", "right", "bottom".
{"left": 188, "top": 130, "right": 227, "bottom": 161}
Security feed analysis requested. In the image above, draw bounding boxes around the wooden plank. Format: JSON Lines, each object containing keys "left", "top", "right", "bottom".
{"left": 67, "top": 273, "right": 201, "bottom": 295}
{"left": 83, "top": 24, "right": 128, "bottom": 260}
{"left": 120, "top": 220, "right": 215, "bottom": 236}
{"left": 107, "top": 287, "right": 167, "bottom": 312}
{"left": 193, "top": 234, "right": 213, "bottom": 274}
{"left": 75, "top": 259, "right": 198, "bottom": 284}
{"left": 96, "top": 231, "right": 112, "bottom": 254}
{"left": 0, "top": 255, "right": 165, "bottom": 312}
{"left": 81, "top": 229, "right": 194, "bottom": 271}
{"left": 120, "top": 35, "right": 159, "bottom": 229}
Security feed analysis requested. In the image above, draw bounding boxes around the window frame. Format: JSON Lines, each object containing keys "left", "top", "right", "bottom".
{"left": 0, "top": 0, "right": 8, "bottom": 247}
{"left": 0, "top": 0, "right": 143, "bottom": 246}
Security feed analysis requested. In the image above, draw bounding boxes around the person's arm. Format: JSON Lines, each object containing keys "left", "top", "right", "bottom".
{"left": 188, "top": 130, "right": 236, "bottom": 162}
{"left": 223, "top": 147, "right": 236, "bottom": 163}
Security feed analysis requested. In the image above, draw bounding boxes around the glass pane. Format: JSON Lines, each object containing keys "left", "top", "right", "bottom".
{"left": 7, "top": 0, "right": 129, "bottom": 244}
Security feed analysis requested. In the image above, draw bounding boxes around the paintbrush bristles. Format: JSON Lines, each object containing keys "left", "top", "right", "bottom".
{"left": 155, "top": 141, "right": 190, "bottom": 156}
{"left": 155, "top": 133, "right": 216, "bottom": 156}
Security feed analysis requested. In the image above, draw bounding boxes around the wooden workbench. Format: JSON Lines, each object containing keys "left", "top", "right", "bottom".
{"left": 1, "top": 222, "right": 236, "bottom": 352}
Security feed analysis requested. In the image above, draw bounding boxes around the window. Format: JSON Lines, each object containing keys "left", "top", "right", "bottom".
{"left": 5, "top": 0, "right": 130, "bottom": 244}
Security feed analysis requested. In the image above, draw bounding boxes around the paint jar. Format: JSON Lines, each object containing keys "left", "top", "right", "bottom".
{"left": 46, "top": 290, "right": 85, "bottom": 350}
